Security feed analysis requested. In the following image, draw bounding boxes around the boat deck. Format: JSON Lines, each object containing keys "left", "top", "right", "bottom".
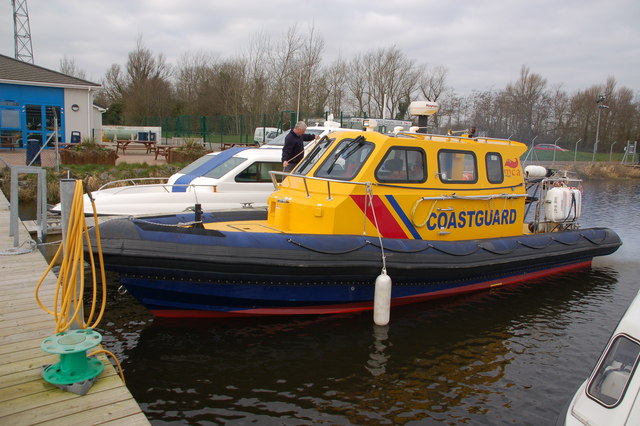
{"left": 0, "top": 191, "right": 149, "bottom": 424}
{"left": 204, "top": 220, "right": 281, "bottom": 233}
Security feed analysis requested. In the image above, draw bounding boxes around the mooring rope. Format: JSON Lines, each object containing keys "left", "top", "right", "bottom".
{"left": 0, "top": 239, "right": 37, "bottom": 255}
{"left": 366, "top": 182, "right": 387, "bottom": 275}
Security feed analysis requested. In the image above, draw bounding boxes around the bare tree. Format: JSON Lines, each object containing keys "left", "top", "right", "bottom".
{"left": 174, "top": 51, "right": 218, "bottom": 115}
{"left": 324, "top": 58, "right": 348, "bottom": 118}
{"left": 419, "top": 65, "right": 448, "bottom": 102}
{"left": 346, "top": 55, "right": 368, "bottom": 116}
{"left": 59, "top": 56, "right": 87, "bottom": 80}
{"left": 241, "top": 32, "right": 271, "bottom": 116}
{"left": 100, "top": 63, "right": 125, "bottom": 104}
{"left": 546, "top": 85, "right": 572, "bottom": 143}
{"left": 418, "top": 65, "right": 449, "bottom": 128}
{"left": 608, "top": 84, "right": 637, "bottom": 145}
{"left": 266, "top": 25, "right": 304, "bottom": 116}
{"left": 297, "top": 24, "right": 325, "bottom": 117}
{"left": 126, "top": 36, "right": 171, "bottom": 83}
{"left": 122, "top": 36, "right": 174, "bottom": 123}
{"left": 358, "top": 46, "right": 419, "bottom": 120}
{"left": 504, "top": 65, "right": 548, "bottom": 141}
{"left": 91, "top": 24, "right": 640, "bottom": 144}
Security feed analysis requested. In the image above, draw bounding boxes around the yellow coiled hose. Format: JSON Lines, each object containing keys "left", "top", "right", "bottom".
{"left": 35, "top": 179, "right": 124, "bottom": 383}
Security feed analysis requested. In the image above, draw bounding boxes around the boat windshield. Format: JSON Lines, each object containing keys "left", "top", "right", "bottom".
{"left": 314, "top": 136, "right": 374, "bottom": 181}
{"left": 176, "top": 154, "right": 247, "bottom": 179}
{"left": 202, "top": 157, "right": 246, "bottom": 179}
{"left": 177, "top": 155, "right": 215, "bottom": 175}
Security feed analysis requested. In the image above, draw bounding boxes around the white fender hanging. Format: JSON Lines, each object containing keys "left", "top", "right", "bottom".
{"left": 524, "top": 165, "right": 547, "bottom": 179}
{"left": 373, "top": 273, "right": 392, "bottom": 326}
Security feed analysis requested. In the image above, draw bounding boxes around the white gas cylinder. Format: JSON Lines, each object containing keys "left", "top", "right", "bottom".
{"left": 545, "top": 186, "right": 582, "bottom": 222}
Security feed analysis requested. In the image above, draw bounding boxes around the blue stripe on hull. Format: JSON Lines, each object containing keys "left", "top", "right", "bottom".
{"left": 120, "top": 259, "right": 593, "bottom": 316}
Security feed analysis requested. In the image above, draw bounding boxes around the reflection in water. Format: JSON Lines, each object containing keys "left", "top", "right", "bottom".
{"left": 95, "top": 180, "right": 638, "bottom": 424}
{"left": 367, "top": 325, "right": 390, "bottom": 377}
{"left": 104, "top": 266, "right": 621, "bottom": 424}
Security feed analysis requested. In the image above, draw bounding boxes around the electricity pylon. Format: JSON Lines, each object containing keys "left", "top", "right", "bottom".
{"left": 12, "top": 0, "right": 34, "bottom": 63}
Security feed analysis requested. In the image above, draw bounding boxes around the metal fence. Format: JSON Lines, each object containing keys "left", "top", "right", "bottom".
{"left": 140, "top": 112, "right": 354, "bottom": 145}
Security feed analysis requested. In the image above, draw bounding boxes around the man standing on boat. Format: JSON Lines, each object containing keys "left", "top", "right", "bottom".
{"left": 282, "top": 121, "right": 317, "bottom": 172}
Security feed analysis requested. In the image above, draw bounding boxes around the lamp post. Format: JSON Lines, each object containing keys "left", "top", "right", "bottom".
{"left": 574, "top": 138, "right": 582, "bottom": 162}
{"left": 609, "top": 141, "right": 617, "bottom": 162}
{"left": 552, "top": 137, "right": 561, "bottom": 165}
{"left": 525, "top": 135, "right": 538, "bottom": 164}
{"left": 592, "top": 94, "right": 609, "bottom": 162}
{"left": 296, "top": 69, "right": 302, "bottom": 122}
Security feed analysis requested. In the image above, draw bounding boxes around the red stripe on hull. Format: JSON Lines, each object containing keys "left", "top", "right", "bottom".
{"left": 350, "top": 194, "right": 407, "bottom": 238}
{"left": 150, "top": 260, "right": 593, "bottom": 318}
{"left": 391, "top": 259, "right": 593, "bottom": 307}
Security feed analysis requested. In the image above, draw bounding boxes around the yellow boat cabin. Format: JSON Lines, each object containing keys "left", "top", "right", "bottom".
{"left": 265, "top": 130, "right": 529, "bottom": 241}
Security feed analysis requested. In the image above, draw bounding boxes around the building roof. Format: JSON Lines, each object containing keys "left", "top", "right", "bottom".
{"left": 0, "top": 53, "right": 100, "bottom": 88}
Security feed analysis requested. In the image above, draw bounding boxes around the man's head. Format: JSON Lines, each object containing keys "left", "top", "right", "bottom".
{"left": 293, "top": 121, "right": 307, "bottom": 136}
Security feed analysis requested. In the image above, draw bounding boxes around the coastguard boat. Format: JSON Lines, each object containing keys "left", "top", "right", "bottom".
{"left": 88, "top": 128, "right": 621, "bottom": 318}
{"left": 561, "top": 290, "right": 640, "bottom": 425}
{"left": 52, "top": 147, "right": 283, "bottom": 216}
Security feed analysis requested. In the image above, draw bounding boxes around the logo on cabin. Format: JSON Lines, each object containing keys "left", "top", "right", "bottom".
{"left": 504, "top": 158, "right": 521, "bottom": 177}
{"left": 505, "top": 158, "right": 519, "bottom": 168}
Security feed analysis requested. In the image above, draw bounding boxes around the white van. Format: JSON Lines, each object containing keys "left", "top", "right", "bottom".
{"left": 260, "top": 121, "right": 348, "bottom": 155}
{"left": 254, "top": 127, "right": 281, "bottom": 145}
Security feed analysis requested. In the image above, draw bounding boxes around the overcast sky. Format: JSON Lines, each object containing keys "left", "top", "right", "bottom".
{"left": 1, "top": 0, "right": 638, "bottom": 97}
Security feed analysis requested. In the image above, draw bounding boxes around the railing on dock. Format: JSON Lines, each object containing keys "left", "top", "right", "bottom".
{"left": 9, "top": 166, "right": 47, "bottom": 247}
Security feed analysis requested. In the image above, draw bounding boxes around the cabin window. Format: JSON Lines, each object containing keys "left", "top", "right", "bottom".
{"left": 587, "top": 334, "right": 640, "bottom": 407}
{"left": 376, "top": 147, "right": 426, "bottom": 183}
{"left": 486, "top": 153, "right": 504, "bottom": 183}
{"left": 438, "top": 150, "right": 477, "bottom": 183}
{"left": 315, "top": 136, "right": 374, "bottom": 180}
{"left": 235, "top": 161, "right": 283, "bottom": 183}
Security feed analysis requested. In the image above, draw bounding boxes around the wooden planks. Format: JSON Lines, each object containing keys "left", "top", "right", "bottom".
{"left": 0, "top": 191, "right": 149, "bottom": 425}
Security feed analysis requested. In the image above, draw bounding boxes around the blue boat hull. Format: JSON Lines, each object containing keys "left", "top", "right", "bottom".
{"left": 89, "top": 212, "right": 622, "bottom": 317}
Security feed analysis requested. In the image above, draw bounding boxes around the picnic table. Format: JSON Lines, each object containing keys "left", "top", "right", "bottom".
{"left": 221, "top": 143, "right": 258, "bottom": 150}
{"left": 57, "top": 141, "right": 78, "bottom": 150}
{"left": 0, "top": 135, "right": 20, "bottom": 150}
{"left": 154, "top": 145, "right": 174, "bottom": 160}
{"left": 115, "top": 139, "right": 157, "bottom": 155}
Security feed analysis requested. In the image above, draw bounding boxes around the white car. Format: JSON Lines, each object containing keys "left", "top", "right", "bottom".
{"left": 51, "top": 147, "right": 284, "bottom": 216}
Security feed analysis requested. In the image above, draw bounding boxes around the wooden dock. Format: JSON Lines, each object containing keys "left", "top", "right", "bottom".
{"left": 0, "top": 191, "right": 149, "bottom": 425}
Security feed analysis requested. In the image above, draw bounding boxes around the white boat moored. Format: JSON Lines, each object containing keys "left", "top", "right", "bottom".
{"left": 562, "top": 290, "right": 640, "bottom": 425}
{"left": 52, "top": 147, "right": 284, "bottom": 216}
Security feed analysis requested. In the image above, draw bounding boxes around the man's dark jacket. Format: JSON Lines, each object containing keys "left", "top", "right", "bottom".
{"left": 282, "top": 130, "right": 315, "bottom": 166}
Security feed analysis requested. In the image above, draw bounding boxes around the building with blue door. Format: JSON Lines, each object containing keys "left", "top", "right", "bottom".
{"left": 0, "top": 54, "right": 102, "bottom": 150}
